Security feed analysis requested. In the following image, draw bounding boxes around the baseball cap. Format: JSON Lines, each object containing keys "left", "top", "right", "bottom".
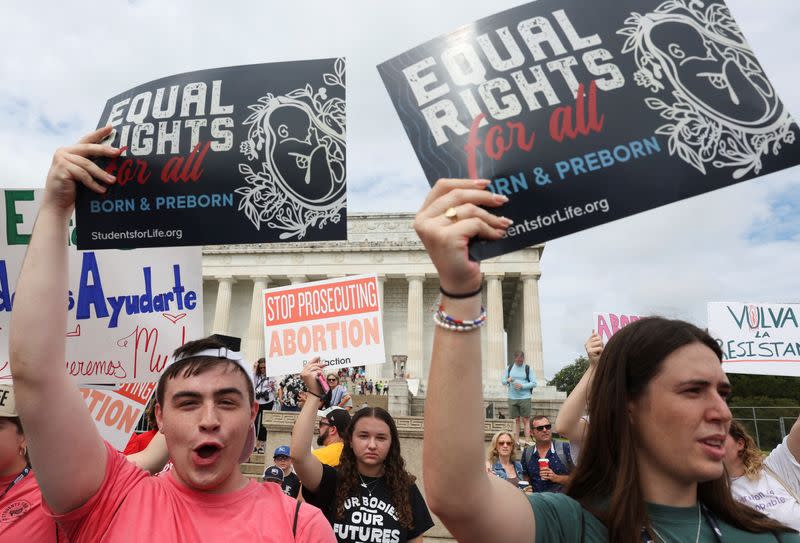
{"left": 273, "top": 445, "right": 291, "bottom": 458}
{"left": 263, "top": 465, "right": 284, "bottom": 483}
{"left": 0, "top": 385, "right": 17, "bottom": 417}
{"left": 159, "top": 346, "right": 255, "bottom": 464}
{"left": 318, "top": 406, "right": 351, "bottom": 435}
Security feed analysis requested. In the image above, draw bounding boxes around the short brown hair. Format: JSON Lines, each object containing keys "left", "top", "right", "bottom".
{"left": 531, "top": 415, "right": 549, "bottom": 425}
{"left": 156, "top": 336, "right": 253, "bottom": 406}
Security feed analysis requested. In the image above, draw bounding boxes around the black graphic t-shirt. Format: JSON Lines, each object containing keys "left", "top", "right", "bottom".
{"left": 281, "top": 471, "right": 301, "bottom": 499}
{"left": 304, "top": 464, "right": 434, "bottom": 543}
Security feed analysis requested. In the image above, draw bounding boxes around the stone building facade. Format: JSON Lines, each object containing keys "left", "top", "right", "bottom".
{"left": 202, "top": 212, "right": 546, "bottom": 397}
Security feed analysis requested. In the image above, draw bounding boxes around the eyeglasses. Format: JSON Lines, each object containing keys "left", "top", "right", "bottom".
{"left": 319, "top": 420, "right": 332, "bottom": 429}
{"left": 533, "top": 424, "right": 552, "bottom": 431}
{"left": 497, "top": 441, "right": 514, "bottom": 446}
{"left": 274, "top": 455, "right": 290, "bottom": 461}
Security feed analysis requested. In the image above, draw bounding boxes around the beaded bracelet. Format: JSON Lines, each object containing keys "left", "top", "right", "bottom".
{"left": 433, "top": 304, "right": 487, "bottom": 332}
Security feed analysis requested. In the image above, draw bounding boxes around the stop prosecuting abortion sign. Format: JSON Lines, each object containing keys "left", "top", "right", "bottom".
{"left": 262, "top": 274, "right": 386, "bottom": 376}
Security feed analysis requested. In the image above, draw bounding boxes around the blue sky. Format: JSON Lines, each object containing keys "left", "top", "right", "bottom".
{"left": 0, "top": 0, "right": 798, "bottom": 377}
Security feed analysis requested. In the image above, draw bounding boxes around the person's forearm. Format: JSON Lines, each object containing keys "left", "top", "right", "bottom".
{"left": 9, "top": 201, "right": 70, "bottom": 385}
{"left": 554, "top": 366, "right": 594, "bottom": 441}
{"left": 291, "top": 396, "right": 320, "bottom": 460}
{"left": 424, "top": 296, "right": 489, "bottom": 518}
{"left": 127, "top": 432, "right": 168, "bottom": 474}
{"left": 290, "top": 394, "right": 324, "bottom": 491}
{"left": 9, "top": 199, "right": 106, "bottom": 512}
{"left": 786, "top": 415, "right": 800, "bottom": 460}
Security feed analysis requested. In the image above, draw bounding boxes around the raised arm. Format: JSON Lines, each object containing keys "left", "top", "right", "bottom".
{"left": 786, "top": 415, "right": 800, "bottom": 462}
{"left": 554, "top": 332, "right": 602, "bottom": 443}
{"left": 126, "top": 432, "right": 169, "bottom": 475}
{"left": 9, "top": 127, "right": 121, "bottom": 513}
{"left": 416, "top": 179, "right": 534, "bottom": 543}
{"left": 290, "top": 358, "right": 325, "bottom": 493}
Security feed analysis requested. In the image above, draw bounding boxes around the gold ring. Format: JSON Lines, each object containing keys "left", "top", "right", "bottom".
{"left": 444, "top": 207, "right": 459, "bottom": 221}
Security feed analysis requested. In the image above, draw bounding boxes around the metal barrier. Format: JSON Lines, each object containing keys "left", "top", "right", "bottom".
{"left": 731, "top": 406, "right": 799, "bottom": 451}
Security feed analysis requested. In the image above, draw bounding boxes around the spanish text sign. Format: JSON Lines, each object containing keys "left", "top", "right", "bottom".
{"left": 76, "top": 58, "right": 347, "bottom": 249}
{"left": 1, "top": 190, "right": 204, "bottom": 384}
{"left": 378, "top": 0, "right": 800, "bottom": 260}
{"left": 263, "top": 274, "right": 385, "bottom": 376}
{"left": 708, "top": 302, "right": 800, "bottom": 377}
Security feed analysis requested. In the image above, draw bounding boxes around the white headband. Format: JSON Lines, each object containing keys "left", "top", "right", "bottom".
{"left": 171, "top": 347, "right": 244, "bottom": 364}
{"left": 164, "top": 347, "right": 254, "bottom": 395}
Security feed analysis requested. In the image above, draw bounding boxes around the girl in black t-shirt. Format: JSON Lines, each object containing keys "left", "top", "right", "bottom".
{"left": 291, "top": 359, "right": 434, "bottom": 543}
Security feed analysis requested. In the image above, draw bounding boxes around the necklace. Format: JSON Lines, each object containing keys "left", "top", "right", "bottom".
{"left": 0, "top": 466, "right": 31, "bottom": 500}
{"left": 649, "top": 503, "right": 701, "bottom": 543}
{"left": 358, "top": 474, "right": 382, "bottom": 497}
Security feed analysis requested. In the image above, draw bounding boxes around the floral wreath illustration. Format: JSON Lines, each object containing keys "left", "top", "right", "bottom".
{"left": 237, "top": 58, "right": 346, "bottom": 239}
{"left": 618, "top": 0, "right": 794, "bottom": 179}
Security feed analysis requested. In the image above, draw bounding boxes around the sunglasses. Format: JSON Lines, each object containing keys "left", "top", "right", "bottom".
{"left": 319, "top": 420, "right": 332, "bottom": 428}
{"left": 274, "top": 455, "right": 290, "bottom": 461}
{"left": 497, "top": 441, "right": 514, "bottom": 446}
{"left": 533, "top": 424, "right": 552, "bottom": 431}
{"left": 327, "top": 377, "right": 337, "bottom": 382}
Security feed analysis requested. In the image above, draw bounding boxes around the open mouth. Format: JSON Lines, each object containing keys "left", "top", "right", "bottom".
{"left": 192, "top": 443, "right": 223, "bottom": 465}
{"left": 196, "top": 444, "right": 220, "bottom": 458}
{"left": 698, "top": 437, "right": 725, "bottom": 460}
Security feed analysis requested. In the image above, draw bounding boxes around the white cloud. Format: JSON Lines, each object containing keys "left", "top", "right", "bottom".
{"left": 1, "top": 0, "right": 798, "bottom": 379}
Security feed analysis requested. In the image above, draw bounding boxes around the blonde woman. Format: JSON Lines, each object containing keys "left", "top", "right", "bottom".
{"left": 486, "top": 431, "right": 525, "bottom": 488}
{"left": 724, "top": 418, "right": 800, "bottom": 530}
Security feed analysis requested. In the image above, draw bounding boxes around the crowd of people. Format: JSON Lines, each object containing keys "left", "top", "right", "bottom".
{"left": 1, "top": 131, "right": 798, "bottom": 542}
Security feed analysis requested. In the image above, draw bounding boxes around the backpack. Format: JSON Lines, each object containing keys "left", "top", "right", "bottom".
{"left": 506, "top": 364, "right": 531, "bottom": 383}
{"left": 522, "top": 440, "right": 575, "bottom": 477}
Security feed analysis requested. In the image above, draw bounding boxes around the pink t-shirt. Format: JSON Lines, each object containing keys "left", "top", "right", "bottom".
{"left": 46, "top": 442, "right": 335, "bottom": 543}
{"left": 0, "top": 469, "right": 64, "bottom": 542}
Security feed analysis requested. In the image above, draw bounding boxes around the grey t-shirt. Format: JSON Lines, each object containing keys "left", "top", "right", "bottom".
{"left": 529, "top": 492, "right": 800, "bottom": 542}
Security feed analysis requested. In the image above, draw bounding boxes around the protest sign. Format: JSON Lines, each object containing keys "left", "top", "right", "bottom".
{"left": 263, "top": 274, "right": 385, "bottom": 376}
{"left": 76, "top": 58, "right": 346, "bottom": 249}
{"left": 594, "top": 311, "right": 643, "bottom": 344}
{"left": 708, "top": 302, "right": 800, "bottom": 377}
{"left": 80, "top": 382, "right": 155, "bottom": 451}
{"left": 378, "top": 0, "right": 800, "bottom": 260}
{"left": 1, "top": 189, "right": 204, "bottom": 384}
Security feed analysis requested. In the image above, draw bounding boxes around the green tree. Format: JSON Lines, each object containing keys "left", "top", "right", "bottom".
{"left": 550, "top": 355, "right": 589, "bottom": 395}
{"left": 728, "top": 374, "right": 800, "bottom": 403}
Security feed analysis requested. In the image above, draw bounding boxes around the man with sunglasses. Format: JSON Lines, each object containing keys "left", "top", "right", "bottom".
{"left": 311, "top": 407, "right": 351, "bottom": 467}
{"left": 520, "top": 416, "right": 575, "bottom": 493}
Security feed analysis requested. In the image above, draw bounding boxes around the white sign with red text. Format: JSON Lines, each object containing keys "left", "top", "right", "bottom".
{"left": 594, "top": 311, "right": 644, "bottom": 344}
{"left": 263, "top": 274, "right": 385, "bottom": 376}
{"left": 80, "top": 382, "right": 156, "bottom": 450}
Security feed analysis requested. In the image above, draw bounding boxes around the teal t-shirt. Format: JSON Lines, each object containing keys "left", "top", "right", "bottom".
{"left": 529, "top": 493, "right": 800, "bottom": 542}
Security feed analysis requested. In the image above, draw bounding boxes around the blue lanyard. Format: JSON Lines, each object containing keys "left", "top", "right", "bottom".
{"left": 0, "top": 466, "right": 31, "bottom": 500}
{"left": 640, "top": 504, "right": 723, "bottom": 543}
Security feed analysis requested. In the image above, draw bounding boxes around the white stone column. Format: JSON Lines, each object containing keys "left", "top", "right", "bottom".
{"left": 486, "top": 273, "right": 506, "bottom": 384}
{"left": 522, "top": 273, "right": 545, "bottom": 382}
{"left": 211, "top": 276, "right": 235, "bottom": 334}
{"left": 373, "top": 276, "right": 388, "bottom": 380}
{"left": 406, "top": 275, "right": 424, "bottom": 380}
{"left": 244, "top": 277, "right": 268, "bottom": 364}
{"left": 288, "top": 275, "right": 306, "bottom": 285}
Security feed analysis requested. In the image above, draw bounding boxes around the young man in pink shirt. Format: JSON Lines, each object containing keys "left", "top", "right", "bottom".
{"left": 8, "top": 126, "right": 335, "bottom": 543}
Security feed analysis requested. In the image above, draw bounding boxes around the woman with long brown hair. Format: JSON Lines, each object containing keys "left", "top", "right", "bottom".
{"left": 724, "top": 418, "right": 800, "bottom": 530}
{"left": 486, "top": 431, "right": 525, "bottom": 488}
{"left": 415, "top": 179, "right": 799, "bottom": 542}
{"left": 291, "top": 358, "right": 434, "bottom": 542}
